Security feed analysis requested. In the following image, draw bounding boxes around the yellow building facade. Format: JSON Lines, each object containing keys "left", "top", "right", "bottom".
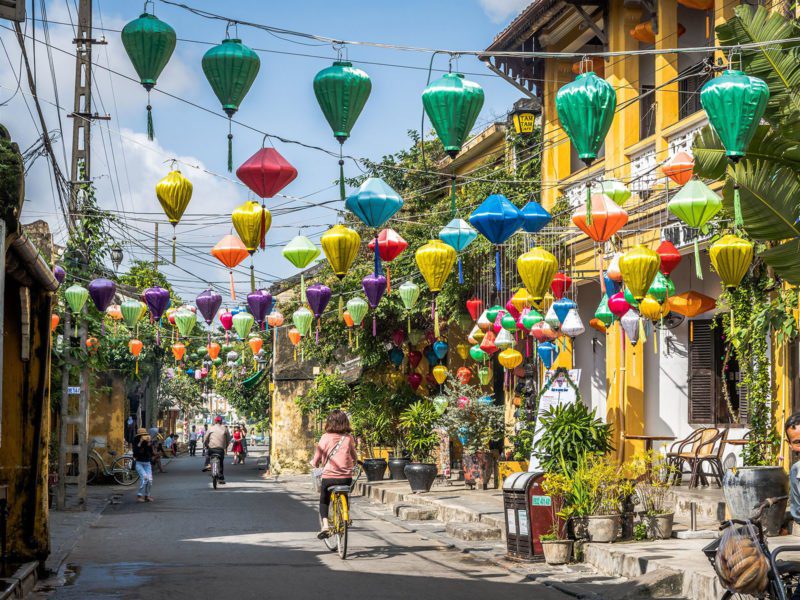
{"left": 484, "top": 0, "right": 796, "bottom": 464}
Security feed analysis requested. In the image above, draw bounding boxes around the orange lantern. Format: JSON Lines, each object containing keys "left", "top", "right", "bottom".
{"left": 248, "top": 337, "right": 263, "bottom": 355}
{"left": 86, "top": 337, "right": 99, "bottom": 350}
{"left": 267, "top": 311, "right": 284, "bottom": 328}
{"left": 662, "top": 151, "right": 694, "bottom": 186}
{"left": 211, "top": 235, "right": 249, "bottom": 300}
{"left": 207, "top": 342, "right": 221, "bottom": 360}
{"left": 456, "top": 366, "right": 472, "bottom": 384}
{"left": 129, "top": 338, "right": 144, "bottom": 374}
{"left": 668, "top": 290, "right": 716, "bottom": 342}
{"left": 172, "top": 342, "right": 186, "bottom": 362}
{"left": 51, "top": 313, "right": 60, "bottom": 333}
{"left": 589, "top": 317, "right": 607, "bottom": 333}
{"left": 572, "top": 194, "right": 628, "bottom": 243}
{"left": 630, "top": 21, "right": 685, "bottom": 44}
{"left": 342, "top": 310, "right": 355, "bottom": 346}
{"left": 287, "top": 327, "right": 302, "bottom": 361}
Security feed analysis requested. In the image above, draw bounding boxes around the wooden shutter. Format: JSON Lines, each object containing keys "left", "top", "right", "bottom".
{"left": 738, "top": 380, "right": 749, "bottom": 425}
{"left": 0, "top": 1, "right": 25, "bottom": 22}
{"left": 689, "top": 319, "right": 716, "bottom": 424}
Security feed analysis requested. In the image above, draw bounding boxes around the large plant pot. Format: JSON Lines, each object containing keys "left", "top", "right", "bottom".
{"left": 463, "top": 451, "right": 495, "bottom": 490}
{"left": 541, "top": 540, "right": 573, "bottom": 565}
{"left": 362, "top": 458, "right": 387, "bottom": 482}
{"left": 388, "top": 457, "right": 411, "bottom": 480}
{"left": 569, "top": 516, "right": 589, "bottom": 541}
{"left": 644, "top": 513, "right": 674, "bottom": 540}
{"left": 723, "top": 466, "right": 788, "bottom": 536}
{"left": 585, "top": 515, "right": 621, "bottom": 543}
{"left": 404, "top": 463, "right": 437, "bottom": 493}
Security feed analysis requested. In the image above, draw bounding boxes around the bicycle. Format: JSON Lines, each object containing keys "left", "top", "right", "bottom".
{"left": 704, "top": 496, "right": 800, "bottom": 599}
{"left": 75, "top": 445, "right": 138, "bottom": 486}
{"left": 319, "top": 462, "right": 363, "bottom": 560}
{"left": 209, "top": 451, "right": 224, "bottom": 489}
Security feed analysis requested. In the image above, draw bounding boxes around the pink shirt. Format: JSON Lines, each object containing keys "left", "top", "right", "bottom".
{"left": 312, "top": 433, "right": 357, "bottom": 478}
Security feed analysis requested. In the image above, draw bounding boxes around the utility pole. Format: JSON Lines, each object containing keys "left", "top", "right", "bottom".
{"left": 57, "top": 0, "right": 109, "bottom": 511}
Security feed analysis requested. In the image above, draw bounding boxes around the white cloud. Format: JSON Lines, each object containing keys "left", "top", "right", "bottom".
{"left": 478, "top": 0, "right": 531, "bottom": 23}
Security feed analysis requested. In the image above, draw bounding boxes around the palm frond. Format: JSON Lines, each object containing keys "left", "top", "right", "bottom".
{"left": 693, "top": 125, "right": 800, "bottom": 180}
{"left": 759, "top": 239, "right": 800, "bottom": 285}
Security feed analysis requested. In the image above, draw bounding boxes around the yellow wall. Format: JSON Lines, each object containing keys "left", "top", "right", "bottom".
{"left": 89, "top": 374, "right": 126, "bottom": 464}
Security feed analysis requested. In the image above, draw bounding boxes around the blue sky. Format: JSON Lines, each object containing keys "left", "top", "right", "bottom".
{"left": 2, "top": 0, "right": 531, "bottom": 300}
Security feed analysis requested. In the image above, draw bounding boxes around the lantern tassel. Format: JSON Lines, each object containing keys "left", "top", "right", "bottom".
{"left": 135, "top": 358, "right": 139, "bottom": 376}
{"left": 146, "top": 97, "right": 154, "bottom": 142}
{"left": 372, "top": 315, "right": 377, "bottom": 337}
{"left": 339, "top": 149, "right": 346, "bottom": 202}
{"left": 229, "top": 270, "right": 236, "bottom": 301}
{"left": 172, "top": 234, "right": 177, "bottom": 265}
{"left": 458, "top": 257, "right": 464, "bottom": 284}
{"left": 250, "top": 260, "right": 256, "bottom": 292}
{"left": 348, "top": 329, "right": 352, "bottom": 347}
{"left": 694, "top": 238, "right": 703, "bottom": 280}
{"left": 407, "top": 314, "right": 411, "bottom": 334}
{"left": 316, "top": 319, "right": 320, "bottom": 343}
{"left": 374, "top": 234, "right": 382, "bottom": 276}
{"left": 260, "top": 203, "right": 267, "bottom": 250}
{"left": 655, "top": 328, "right": 659, "bottom": 354}
{"left": 495, "top": 249, "right": 502, "bottom": 292}
{"left": 338, "top": 292, "right": 343, "bottom": 319}
{"left": 227, "top": 119, "right": 234, "bottom": 173}
{"left": 386, "top": 267, "right": 391, "bottom": 294}
{"left": 585, "top": 181, "right": 592, "bottom": 225}
{"left": 434, "top": 296, "right": 440, "bottom": 339}
{"left": 690, "top": 320, "right": 694, "bottom": 343}
{"left": 733, "top": 182, "right": 744, "bottom": 230}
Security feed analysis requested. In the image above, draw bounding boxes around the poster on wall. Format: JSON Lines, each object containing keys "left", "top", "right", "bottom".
{"left": 528, "top": 369, "right": 581, "bottom": 471}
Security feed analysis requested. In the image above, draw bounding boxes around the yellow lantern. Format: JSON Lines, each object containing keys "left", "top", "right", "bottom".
{"left": 510, "top": 288, "right": 532, "bottom": 313}
{"left": 620, "top": 245, "right": 661, "bottom": 301}
{"left": 321, "top": 224, "right": 361, "bottom": 280}
{"left": 156, "top": 167, "right": 193, "bottom": 263}
{"left": 498, "top": 348, "right": 523, "bottom": 370}
{"left": 517, "top": 247, "right": 558, "bottom": 304}
{"left": 456, "top": 343, "right": 470, "bottom": 360}
{"left": 232, "top": 200, "right": 270, "bottom": 254}
{"left": 432, "top": 365, "right": 448, "bottom": 385}
{"left": 709, "top": 234, "right": 753, "bottom": 290}
{"left": 639, "top": 296, "right": 669, "bottom": 321}
{"left": 415, "top": 240, "right": 457, "bottom": 293}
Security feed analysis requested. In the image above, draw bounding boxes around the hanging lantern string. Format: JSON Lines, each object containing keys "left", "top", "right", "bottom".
{"left": 338, "top": 146, "right": 346, "bottom": 203}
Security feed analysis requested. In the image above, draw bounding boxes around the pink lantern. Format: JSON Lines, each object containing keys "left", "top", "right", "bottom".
{"left": 608, "top": 292, "right": 631, "bottom": 319}
{"left": 493, "top": 310, "right": 506, "bottom": 334}
{"left": 457, "top": 396, "right": 470, "bottom": 409}
{"left": 504, "top": 297, "right": 521, "bottom": 320}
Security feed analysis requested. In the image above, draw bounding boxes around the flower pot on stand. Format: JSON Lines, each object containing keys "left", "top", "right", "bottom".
{"left": 723, "top": 466, "right": 788, "bottom": 536}
{"left": 362, "top": 458, "right": 387, "bottom": 482}
{"left": 388, "top": 457, "right": 411, "bottom": 480}
{"left": 541, "top": 540, "right": 573, "bottom": 565}
{"left": 644, "top": 513, "right": 674, "bottom": 540}
{"left": 404, "top": 463, "right": 437, "bottom": 493}
{"left": 585, "top": 515, "right": 621, "bottom": 543}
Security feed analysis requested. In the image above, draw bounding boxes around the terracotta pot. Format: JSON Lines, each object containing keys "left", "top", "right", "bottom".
{"left": 541, "top": 539, "right": 573, "bottom": 565}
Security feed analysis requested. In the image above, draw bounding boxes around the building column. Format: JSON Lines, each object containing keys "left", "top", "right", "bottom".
{"left": 541, "top": 60, "right": 576, "bottom": 210}
{"left": 655, "top": 0, "right": 679, "bottom": 164}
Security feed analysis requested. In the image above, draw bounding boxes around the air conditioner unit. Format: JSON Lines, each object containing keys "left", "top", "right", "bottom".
{"left": 0, "top": 0, "right": 25, "bottom": 22}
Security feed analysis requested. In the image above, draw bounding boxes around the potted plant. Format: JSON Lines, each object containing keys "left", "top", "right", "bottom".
{"left": 399, "top": 400, "right": 441, "bottom": 493}
{"left": 439, "top": 380, "right": 504, "bottom": 490}
{"left": 386, "top": 384, "right": 417, "bottom": 480}
{"left": 629, "top": 452, "right": 678, "bottom": 540}
{"left": 540, "top": 472, "right": 573, "bottom": 564}
{"left": 560, "top": 454, "right": 626, "bottom": 543}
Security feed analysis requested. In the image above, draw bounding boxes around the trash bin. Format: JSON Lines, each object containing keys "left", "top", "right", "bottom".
{"left": 503, "top": 471, "right": 557, "bottom": 560}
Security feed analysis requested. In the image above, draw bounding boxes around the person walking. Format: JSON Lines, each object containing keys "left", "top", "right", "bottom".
{"left": 240, "top": 422, "right": 248, "bottom": 464}
{"left": 203, "top": 416, "right": 231, "bottom": 484}
{"left": 188, "top": 426, "right": 198, "bottom": 457}
{"left": 310, "top": 410, "right": 357, "bottom": 539}
{"left": 132, "top": 428, "right": 154, "bottom": 503}
{"left": 231, "top": 425, "right": 244, "bottom": 465}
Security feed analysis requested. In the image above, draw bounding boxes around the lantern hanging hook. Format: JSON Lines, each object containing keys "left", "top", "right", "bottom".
{"left": 143, "top": 0, "right": 155, "bottom": 14}
{"left": 579, "top": 55, "right": 592, "bottom": 74}
{"left": 225, "top": 20, "right": 240, "bottom": 40}
{"left": 727, "top": 46, "right": 742, "bottom": 71}
{"left": 163, "top": 158, "right": 179, "bottom": 171}
{"left": 261, "top": 133, "right": 275, "bottom": 149}
{"left": 448, "top": 53, "right": 462, "bottom": 73}
{"left": 333, "top": 42, "right": 347, "bottom": 61}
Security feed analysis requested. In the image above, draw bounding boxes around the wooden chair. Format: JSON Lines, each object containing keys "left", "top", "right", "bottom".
{"left": 666, "top": 429, "right": 706, "bottom": 485}
{"left": 684, "top": 428, "right": 726, "bottom": 488}
{"left": 692, "top": 428, "right": 729, "bottom": 487}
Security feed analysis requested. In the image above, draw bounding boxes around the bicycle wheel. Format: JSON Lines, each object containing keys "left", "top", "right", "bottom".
{"left": 211, "top": 458, "right": 219, "bottom": 489}
{"left": 322, "top": 499, "right": 337, "bottom": 551}
{"left": 111, "top": 457, "right": 138, "bottom": 486}
{"left": 335, "top": 495, "right": 348, "bottom": 559}
{"left": 86, "top": 456, "right": 101, "bottom": 484}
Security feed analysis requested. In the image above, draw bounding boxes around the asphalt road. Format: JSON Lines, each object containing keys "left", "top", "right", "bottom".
{"left": 38, "top": 453, "right": 568, "bottom": 600}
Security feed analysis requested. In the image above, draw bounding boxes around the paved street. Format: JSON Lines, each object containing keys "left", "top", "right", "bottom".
{"left": 35, "top": 454, "right": 568, "bottom": 600}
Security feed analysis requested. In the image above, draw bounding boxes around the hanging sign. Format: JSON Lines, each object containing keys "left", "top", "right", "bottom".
{"left": 529, "top": 369, "right": 581, "bottom": 470}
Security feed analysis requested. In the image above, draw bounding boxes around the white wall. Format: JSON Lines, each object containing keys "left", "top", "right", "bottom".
{"left": 573, "top": 280, "right": 607, "bottom": 416}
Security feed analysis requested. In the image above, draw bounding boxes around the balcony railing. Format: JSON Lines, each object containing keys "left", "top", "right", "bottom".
{"left": 628, "top": 142, "right": 657, "bottom": 199}
{"left": 667, "top": 117, "right": 707, "bottom": 158}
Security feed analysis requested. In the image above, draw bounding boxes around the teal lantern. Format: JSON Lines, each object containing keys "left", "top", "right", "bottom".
{"left": 121, "top": 9, "right": 176, "bottom": 140}
{"left": 202, "top": 38, "right": 261, "bottom": 171}
{"left": 700, "top": 69, "right": 769, "bottom": 228}
{"left": 314, "top": 61, "right": 372, "bottom": 201}
{"left": 422, "top": 72, "right": 485, "bottom": 215}
{"left": 439, "top": 218, "right": 477, "bottom": 284}
{"left": 555, "top": 71, "right": 616, "bottom": 222}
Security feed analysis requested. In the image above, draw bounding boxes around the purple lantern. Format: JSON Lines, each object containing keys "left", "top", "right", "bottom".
{"left": 247, "top": 289, "right": 273, "bottom": 327}
{"left": 362, "top": 273, "right": 387, "bottom": 337}
{"left": 305, "top": 283, "right": 330, "bottom": 341}
{"left": 196, "top": 289, "right": 222, "bottom": 325}
{"left": 54, "top": 265, "right": 66, "bottom": 285}
{"left": 88, "top": 278, "right": 116, "bottom": 333}
{"left": 143, "top": 286, "right": 171, "bottom": 345}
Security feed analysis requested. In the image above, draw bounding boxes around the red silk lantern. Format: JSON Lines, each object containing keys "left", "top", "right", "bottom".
{"left": 572, "top": 194, "right": 628, "bottom": 243}
{"left": 391, "top": 329, "right": 406, "bottom": 347}
{"left": 466, "top": 298, "right": 483, "bottom": 321}
{"left": 211, "top": 235, "right": 249, "bottom": 300}
{"left": 530, "top": 321, "right": 557, "bottom": 342}
{"left": 236, "top": 147, "right": 298, "bottom": 199}
{"left": 368, "top": 229, "right": 407, "bottom": 294}
{"left": 656, "top": 241, "right": 682, "bottom": 276}
{"left": 480, "top": 331, "right": 498, "bottom": 355}
{"left": 608, "top": 292, "right": 631, "bottom": 318}
{"left": 456, "top": 366, "right": 472, "bottom": 384}
{"left": 551, "top": 273, "right": 572, "bottom": 300}
{"left": 407, "top": 372, "right": 422, "bottom": 390}
{"left": 408, "top": 350, "right": 422, "bottom": 369}
{"left": 662, "top": 151, "right": 694, "bottom": 186}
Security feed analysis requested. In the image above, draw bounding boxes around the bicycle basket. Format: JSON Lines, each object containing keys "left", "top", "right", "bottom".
{"left": 715, "top": 522, "right": 770, "bottom": 595}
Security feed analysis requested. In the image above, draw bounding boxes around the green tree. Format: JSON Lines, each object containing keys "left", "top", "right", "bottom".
{"left": 158, "top": 373, "right": 203, "bottom": 413}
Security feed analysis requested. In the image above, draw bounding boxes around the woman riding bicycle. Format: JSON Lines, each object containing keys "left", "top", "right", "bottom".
{"left": 311, "top": 410, "right": 357, "bottom": 539}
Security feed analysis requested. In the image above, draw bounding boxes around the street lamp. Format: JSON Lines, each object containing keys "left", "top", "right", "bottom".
{"left": 110, "top": 244, "right": 123, "bottom": 272}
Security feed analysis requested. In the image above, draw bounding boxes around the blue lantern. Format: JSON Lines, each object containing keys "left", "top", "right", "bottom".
{"left": 439, "top": 218, "right": 478, "bottom": 284}
{"left": 553, "top": 298, "right": 576, "bottom": 324}
{"left": 520, "top": 201, "right": 551, "bottom": 233}
{"left": 604, "top": 273, "right": 621, "bottom": 298}
{"left": 346, "top": 177, "right": 404, "bottom": 275}
{"left": 457, "top": 426, "right": 469, "bottom": 446}
{"left": 477, "top": 395, "right": 493, "bottom": 406}
{"left": 424, "top": 345, "right": 439, "bottom": 367}
{"left": 537, "top": 341, "right": 559, "bottom": 369}
{"left": 469, "top": 194, "right": 522, "bottom": 291}
{"left": 186, "top": 368, "right": 195, "bottom": 376}
{"left": 388, "top": 346, "right": 404, "bottom": 369}
{"left": 433, "top": 340, "right": 449, "bottom": 360}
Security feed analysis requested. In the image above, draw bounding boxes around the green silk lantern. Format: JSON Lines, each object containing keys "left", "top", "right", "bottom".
{"left": 282, "top": 235, "right": 320, "bottom": 300}
{"left": 422, "top": 72, "right": 484, "bottom": 214}
{"left": 623, "top": 286, "right": 639, "bottom": 309}
{"left": 202, "top": 38, "right": 261, "bottom": 171}
{"left": 314, "top": 61, "right": 372, "bottom": 201}
{"left": 121, "top": 10, "right": 176, "bottom": 140}
{"left": 233, "top": 311, "right": 256, "bottom": 339}
{"left": 174, "top": 309, "right": 196, "bottom": 338}
{"left": 595, "top": 297, "right": 613, "bottom": 327}
{"left": 470, "top": 345, "right": 488, "bottom": 363}
{"left": 478, "top": 366, "right": 491, "bottom": 385}
{"left": 648, "top": 272, "right": 671, "bottom": 304}
{"left": 668, "top": 179, "right": 722, "bottom": 279}
{"left": 398, "top": 281, "right": 420, "bottom": 333}
{"left": 555, "top": 71, "right": 616, "bottom": 222}
{"left": 345, "top": 297, "right": 369, "bottom": 346}
{"left": 65, "top": 284, "right": 89, "bottom": 314}
{"left": 700, "top": 70, "right": 769, "bottom": 228}
{"left": 120, "top": 300, "right": 145, "bottom": 330}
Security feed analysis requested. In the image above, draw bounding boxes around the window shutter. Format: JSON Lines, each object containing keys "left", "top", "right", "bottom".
{"left": 738, "top": 379, "right": 749, "bottom": 425}
{"left": 689, "top": 319, "right": 716, "bottom": 424}
{"left": 0, "top": 1, "right": 25, "bottom": 22}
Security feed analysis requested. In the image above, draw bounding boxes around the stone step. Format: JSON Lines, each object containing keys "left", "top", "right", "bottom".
{"left": 445, "top": 521, "right": 502, "bottom": 541}
{"left": 393, "top": 504, "right": 439, "bottom": 521}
